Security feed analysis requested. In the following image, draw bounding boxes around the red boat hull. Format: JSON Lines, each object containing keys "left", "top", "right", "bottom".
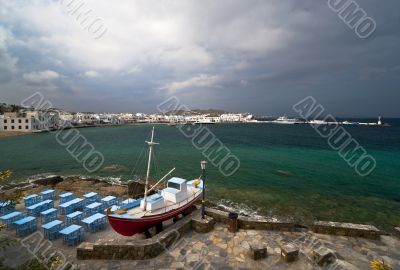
{"left": 108, "top": 195, "right": 201, "bottom": 236}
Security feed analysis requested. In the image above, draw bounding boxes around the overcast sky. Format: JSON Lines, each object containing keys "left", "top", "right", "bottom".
{"left": 0, "top": 0, "right": 399, "bottom": 117}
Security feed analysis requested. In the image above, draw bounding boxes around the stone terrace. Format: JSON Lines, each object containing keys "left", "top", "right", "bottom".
{"left": 1, "top": 209, "right": 400, "bottom": 269}
{"left": 75, "top": 224, "right": 400, "bottom": 270}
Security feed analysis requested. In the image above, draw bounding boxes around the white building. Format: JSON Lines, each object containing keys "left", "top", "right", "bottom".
{"left": 0, "top": 111, "right": 59, "bottom": 132}
{"left": 73, "top": 112, "right": 99, "bottom": 125}
{"left": 58, "top": 111, "right": 74, "bottom": 127}
{"left": 220, "top": 113, "right": 243, "bottom": 122}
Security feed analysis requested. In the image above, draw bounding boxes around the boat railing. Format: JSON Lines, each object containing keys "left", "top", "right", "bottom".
{"left": 143, "top": 189, "right": 202, "bottom": 216}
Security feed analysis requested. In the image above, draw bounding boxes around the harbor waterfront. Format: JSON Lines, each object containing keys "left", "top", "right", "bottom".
{"left": 0, "top": 121, "right": 400, "bottom": 231}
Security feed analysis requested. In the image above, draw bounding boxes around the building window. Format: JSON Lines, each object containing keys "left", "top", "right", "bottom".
{"left": 4, "top": 126, "right": 7, "bottom": 130}
{"left": 11, "top": 119, "right": 14, "bottom": 123}
{"left": 11, "top": 126, "right": 14, "bottom": 130}
{"left": 19, "top": 126, "right": 22, "bottom": 130}
{"left": 4, "top": 119, "right": 7, "bottom": 123}
{"left": 25, "top": 119, "right": 29, "bottom": 123}
{"left": 18, "top": 119, "right": 22, "bottom": 123}
{"left": 25, "top": 125, "right": 29, "bottom": 129}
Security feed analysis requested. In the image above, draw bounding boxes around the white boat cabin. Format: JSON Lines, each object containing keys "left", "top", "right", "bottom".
{"left": 139, "top": 177, "right": 191, "bottom": 211}
{"left": 162, "top": 177, "right": 187, "bottom": 203}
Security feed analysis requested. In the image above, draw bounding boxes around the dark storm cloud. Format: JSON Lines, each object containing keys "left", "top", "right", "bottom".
{"left": 0, "top": 0, "right": 399, "bottom": 116}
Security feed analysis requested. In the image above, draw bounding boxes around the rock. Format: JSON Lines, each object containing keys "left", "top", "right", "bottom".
{"left": 32, "top": 176, "right": 63, "bottom": 186}
{"left": 219, "top": 250, "right": 228, "bottom": 257}
{"left": 127, "top": 181, "right": 146, "bottom": 198}
{"left": 192, "top": 215, "right": 216, "bottom": 233}
{"left": 240, "top": 240, "right": 250, "bottom": 250}
{"left": 394, "top": 227, "right": 400, "bottom": 238}
{"left": 249, "top": 242, "right": 267, "bottom": 260}
{"left": 280, "top": 243, "right": 299, "bottom": 262}
{"left": 313, "top": 247, "right": 336, "bottom": 266}
{"left": 170, "top": 261, "right": 185, "bottom": 268}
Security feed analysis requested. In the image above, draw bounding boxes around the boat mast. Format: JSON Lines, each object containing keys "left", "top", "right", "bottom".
{"left": 142, "top": 127, "right": 158, "bottom": 210}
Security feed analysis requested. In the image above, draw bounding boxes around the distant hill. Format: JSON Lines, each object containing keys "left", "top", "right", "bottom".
{"left": 164, "top": 108, "right": 226, "bottom": 116}
{"left": 192, "top": 109, "right": 226, "bottom": 116}
{"left": 0, "top": 103, "right": 23, "bottom": 114}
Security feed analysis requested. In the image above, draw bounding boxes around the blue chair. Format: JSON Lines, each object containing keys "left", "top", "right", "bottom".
{"left": 83, "top": 192, "right": 101, "bottom": 204}
{"left": 101, "top": 196, "right": 118, "bottom": 207}
{"left": 81, "top": 213, "right": 107, "bottom": 233}
{"left": 41, "top": 189, "right": 57, "bottom": 200}
{"left": 0, "top": 212, "right": 24, "bottom": 229}
{"left": 0, "top": 201, "right": 15, "bottom": 215}
{"left": 23, "top": 194, "right": 42, "bottom": 208}
{"left": 59, "top": 192, "right": 75, "bottom": 204}
{"left": 27, "top": 200, "right": 54, "bottom": 216}
{"left": 60, "top": 225, "right": 84, "bottom": 246}
{"left": 66, "top": 211, "right": 83, "bottom": 225}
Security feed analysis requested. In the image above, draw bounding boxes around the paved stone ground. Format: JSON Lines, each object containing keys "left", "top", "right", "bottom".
{"left": 1, "top": 202, "right": 400, "bottom": 269}
{"left": 75, "top": 224, "right": 400, "bottom": 270}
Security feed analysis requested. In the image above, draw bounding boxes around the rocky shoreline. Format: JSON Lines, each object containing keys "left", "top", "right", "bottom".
{"left": 0, "top": 175, "right": 397, "bottom": 235}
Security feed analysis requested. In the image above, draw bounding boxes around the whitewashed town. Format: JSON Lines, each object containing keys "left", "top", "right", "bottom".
{"left": 0, "top": 103, "right": 257, "bottom": 132}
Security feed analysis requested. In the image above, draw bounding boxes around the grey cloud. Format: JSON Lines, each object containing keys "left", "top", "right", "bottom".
{"left": 0, "top": 0, "right": 399, "bottom": 116}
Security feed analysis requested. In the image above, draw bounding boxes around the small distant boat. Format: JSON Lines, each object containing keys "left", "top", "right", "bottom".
{"left": 168, "top": 122, "right": 177, "bottom": 127}
{"left": 107, "top": 127, "right": 203, "bottom": 236}
{"left": 193, "top": 119, "right": 216, "bottom": 124}
{"left": 272, "top": 116, "right": 302, "bottom": 125}
{"left": 341, "top": 121, "right": 358, "bottom": 125}
{"left": 308, "top": 119, "right": 328, "bottom": 125}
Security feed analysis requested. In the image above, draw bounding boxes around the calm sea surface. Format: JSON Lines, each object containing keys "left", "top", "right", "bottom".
{"left": 1, "top": 120, "right": 400, "bottom": 230}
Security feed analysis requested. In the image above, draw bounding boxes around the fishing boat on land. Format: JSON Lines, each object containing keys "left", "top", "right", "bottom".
{"left": 107, "top": 127, "right": 203, "bottom": 236}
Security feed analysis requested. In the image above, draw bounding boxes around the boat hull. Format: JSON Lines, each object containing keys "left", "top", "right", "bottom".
{"left": 108, "top": 195, "right": 201, "bottom": 236}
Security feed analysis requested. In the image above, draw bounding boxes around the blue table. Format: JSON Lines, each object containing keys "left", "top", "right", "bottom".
{"left": 26, "top": 200, "right": 54, "bottom": 216}
{"left": 59, "top": 198, "right": 85, "bottom": 215}
{"left": 81, "top": 213, "right": 107, "bottom": 232}
{"left": 24, "top": 194, "right": 42, "bottom": 207}
{"left": 42, "top": 220, "right": 64, "bottom": 240}
{"left": 59, "top": 224, "right": 84, "bottom": 246}
{"left": 0, "top": 212, "right": 23, "bottom": 229}
{"left": 59, "top": 192, "right": 75, "bottom": 204}
{"left": 14, "top": 216, "right": 36, "bottom": 236}
{"left": 101, "top": 196, "right": 118, "bottom": 207}
{"left": 40, "top": 208, "right": 57, "bottom": 223}
{"left": 85, "top": 202, "right": 103, "bottom": 216}
{"left": 83, "top": 192, "right": 100, "bottom": 203}
{"left": 66, "top": 211, "right": 83, "bottom": 225}
{"left": 41, "top": 189, "right": 56, "bottom": 200}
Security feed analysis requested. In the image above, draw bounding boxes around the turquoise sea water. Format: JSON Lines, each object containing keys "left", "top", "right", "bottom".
{"left": 1, "top": 121, "right": 400, "bottom": 230}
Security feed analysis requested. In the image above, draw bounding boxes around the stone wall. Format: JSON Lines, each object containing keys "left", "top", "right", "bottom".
{"left": 311, "top": 221, "right": 381, "bottom": 240}
{"left": 205, "top": 208, "right": 298, "bottom": 231}
{"left": 77, "top": 211, "right": 194, "bottom": 260}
